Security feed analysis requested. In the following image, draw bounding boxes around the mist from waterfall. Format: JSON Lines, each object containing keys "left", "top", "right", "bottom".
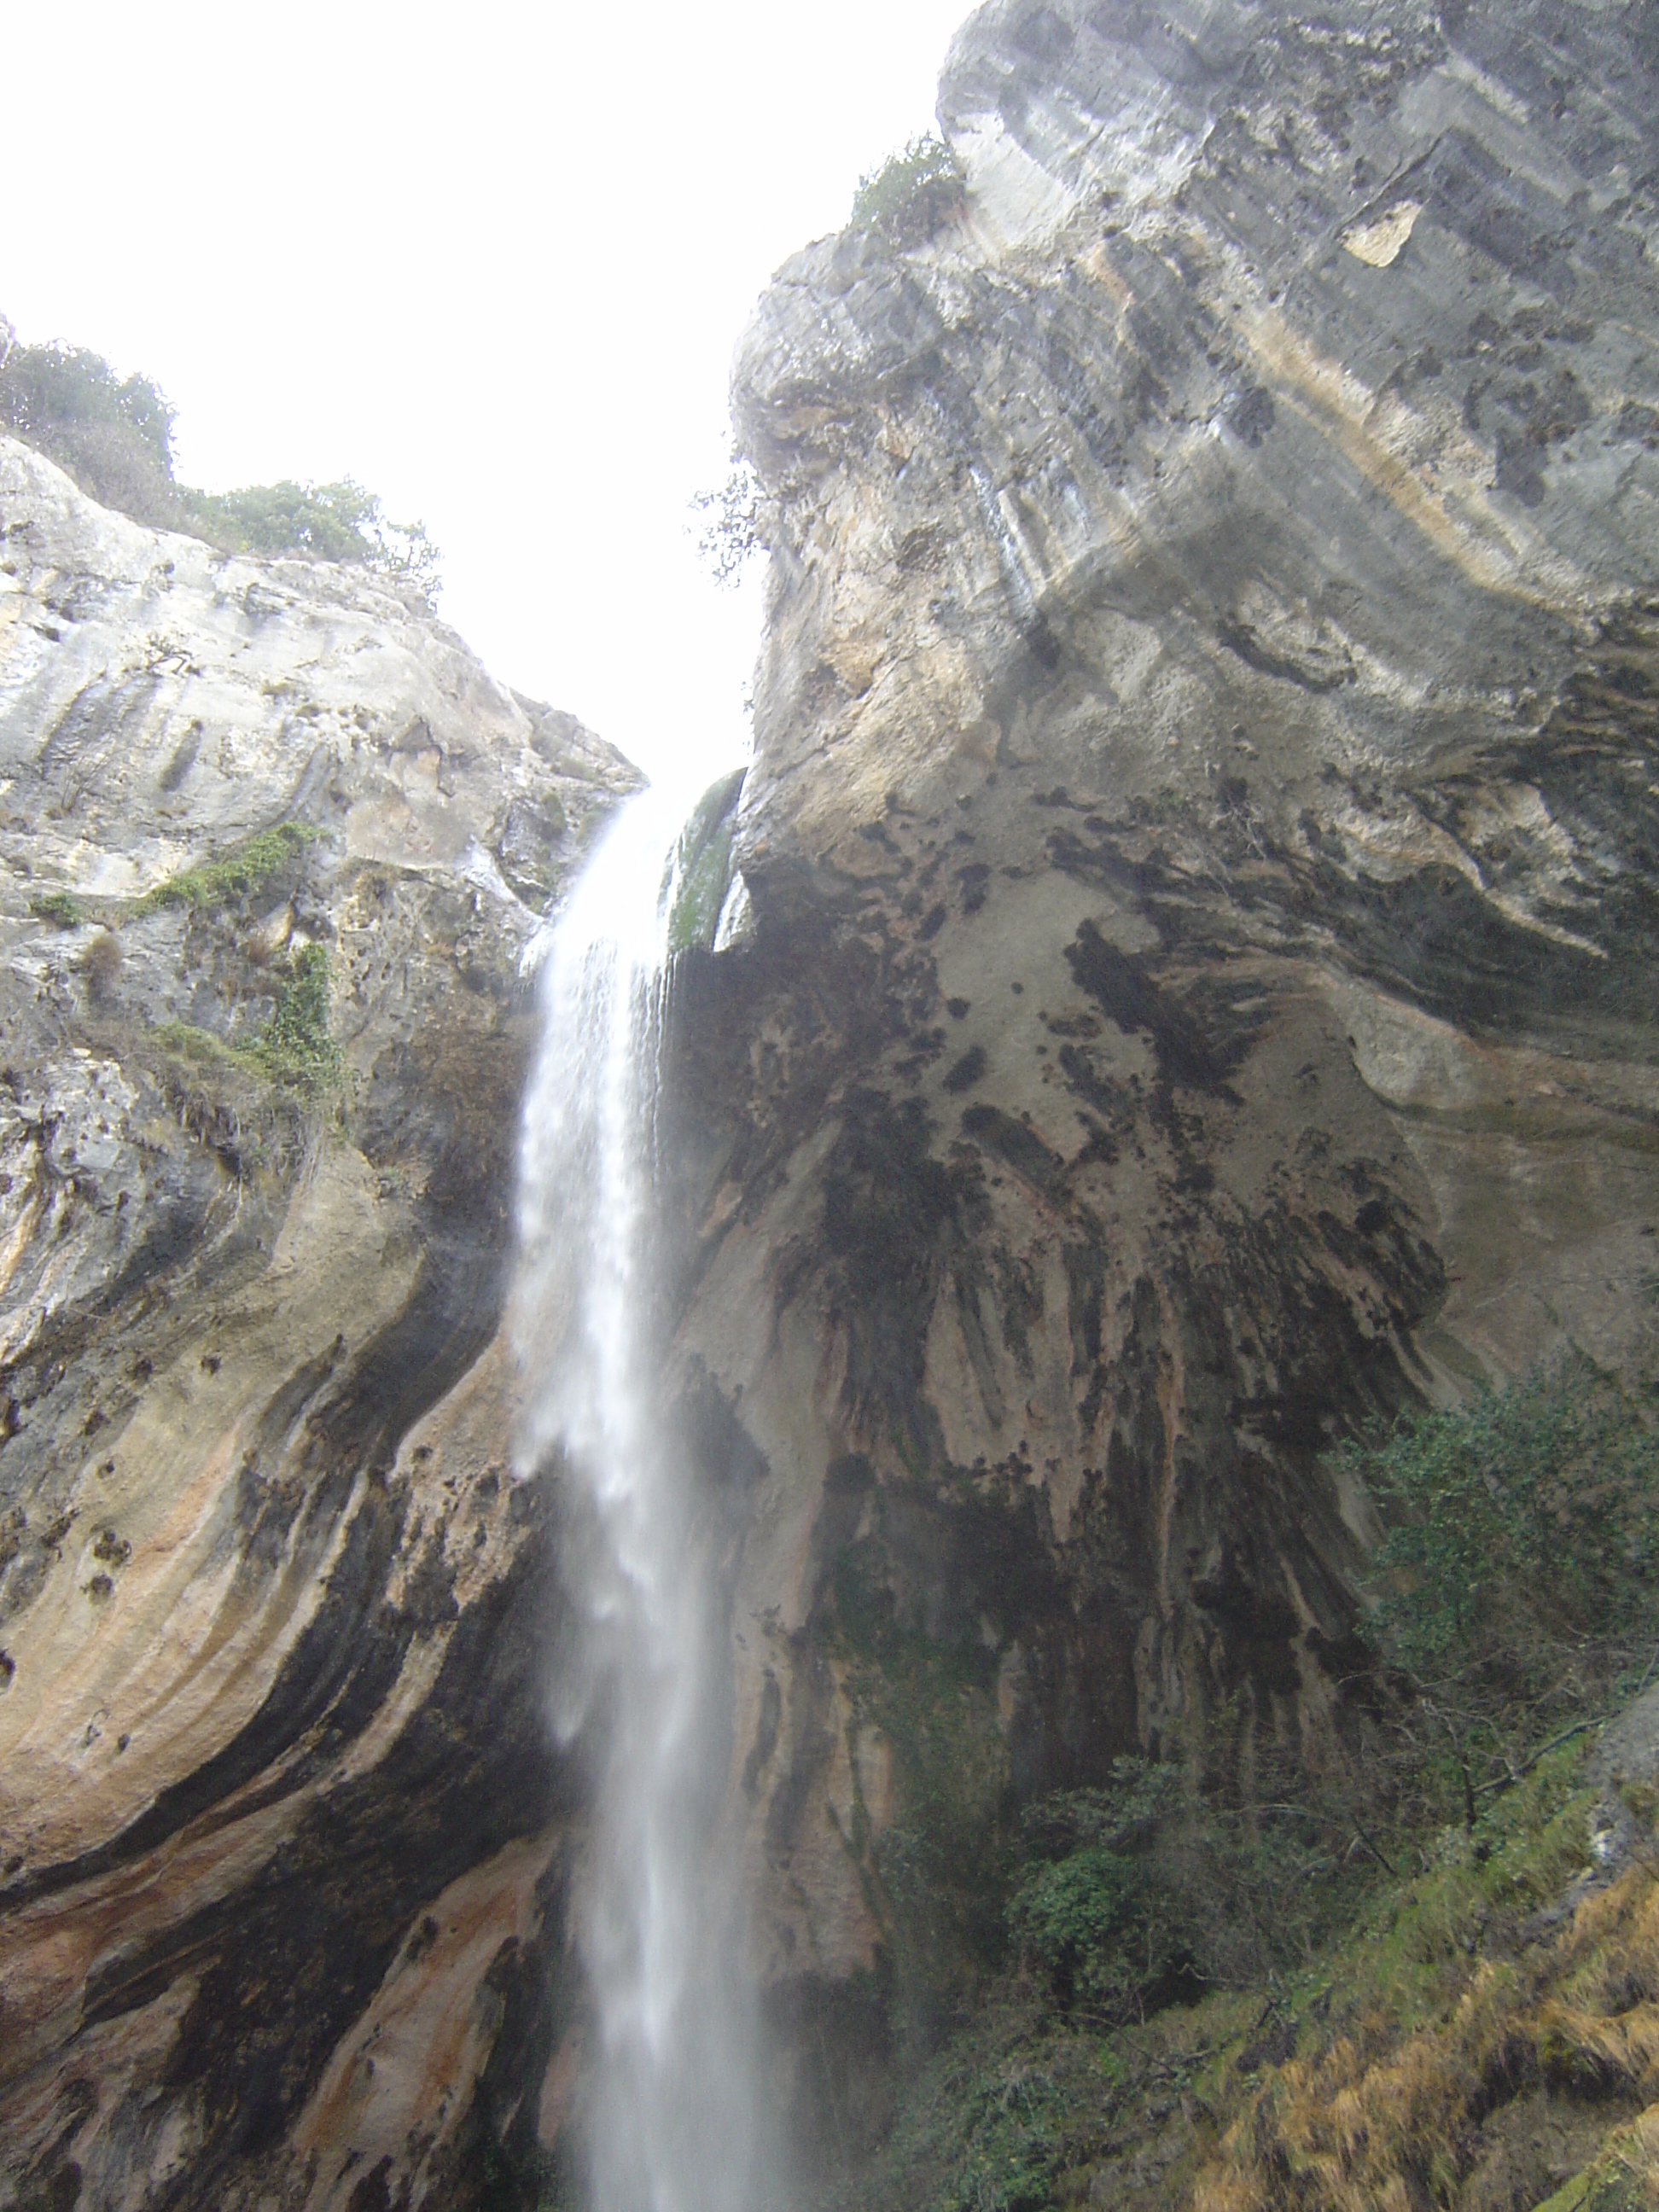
{"left": 511, "top": 770, "right": 764, "bottom": 2212}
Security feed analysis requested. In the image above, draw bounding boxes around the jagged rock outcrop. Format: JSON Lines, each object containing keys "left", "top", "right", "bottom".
{"left": 655, "top": 0, "right": 1659, "bottom": 2150}
{"left": 0, "top": 434, "right": 636, "bottom": 2209}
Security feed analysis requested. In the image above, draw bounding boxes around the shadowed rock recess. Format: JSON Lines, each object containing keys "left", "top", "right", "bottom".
{"left": 2, "top": 0, "right": 1658, "bottom": 2203}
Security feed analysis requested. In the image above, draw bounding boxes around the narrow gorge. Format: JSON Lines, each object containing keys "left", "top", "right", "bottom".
{"left": 3, "top": 0, "right": 1659, "bottom": 2207}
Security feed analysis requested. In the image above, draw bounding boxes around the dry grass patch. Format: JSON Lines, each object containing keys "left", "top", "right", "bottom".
{"left": 1193, "top": 1834, "right": 1659, "bottom": 2212}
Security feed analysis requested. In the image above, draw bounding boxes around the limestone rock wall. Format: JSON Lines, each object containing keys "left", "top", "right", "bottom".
{"left": 657, "top": 0, "right": 1659, "bottom": 2147}
{"left": 0, "top": 436, "right": 635, "bottom": 2210}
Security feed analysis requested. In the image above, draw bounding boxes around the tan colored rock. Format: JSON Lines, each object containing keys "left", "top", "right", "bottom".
{"left": 0, "top": 434, "right": 634, "bottom": 2209}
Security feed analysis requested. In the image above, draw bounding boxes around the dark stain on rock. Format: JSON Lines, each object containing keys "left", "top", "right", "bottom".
{"left": 14, "top": 2076, "right": 93, "bottom": 2212}
{"left": 942, "top": 1045, "right": 987, "bottom": 1094}
{"left": 344, "top": 2157, "right": 395, "bottom": 2212}
{"left": 1190, "top": 1552, "right": 1304, "bottom": 1697}
{"left": 742, "top": 1671, "right": 783, "bottom": 1798}
{"left": 1225, "top": 384, "right": 1276, "bottom": 446}
{"left": 445, "top": 1846, "right": 581, "bottom": 2212}
{"left": 73, "top": 1515, "right": 573, "bottom": 2190}
{"left": 765, "top": 1964, "right": 896, "bottom": 2176}
{"left": 1063, "top": 923, "right": 1235, "bottom": 1092}
{"left": 960, "top": 1103, "right": 1063, "bottom": 1196}
{"left": 821, "top": 1466, "right": 1062, "bottom": 1682}
{"left": 1216, "top": 614, "right": 1353, "bottom": 691}
{"left": 815, "top": 1091, "right": 989, "bottom": 1464}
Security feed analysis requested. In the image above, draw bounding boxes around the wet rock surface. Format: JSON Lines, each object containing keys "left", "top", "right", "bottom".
{"left": 656, "top": 0, "right": 1659, "bottom": 2156}
{"left": 0, "top": 435, "right": 635, "bottom": 2209}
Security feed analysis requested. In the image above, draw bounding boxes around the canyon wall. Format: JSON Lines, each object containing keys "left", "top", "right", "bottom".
{"left": 663, "top": 0, "right": 1659, "bottom": 2150}
{"left": 0, "top": 436, "right": 635, "bottom": 2209}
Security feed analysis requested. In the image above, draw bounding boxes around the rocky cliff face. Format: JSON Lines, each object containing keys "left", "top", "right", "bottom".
{"left": 0, "top": 434, "right": 636, "bottom": 2209}
{"left": 5, "top": 0, "right": 1659, "bottom": 2203}
{"left": 661, "top": 0, "right": 1659, "bottom": 2151}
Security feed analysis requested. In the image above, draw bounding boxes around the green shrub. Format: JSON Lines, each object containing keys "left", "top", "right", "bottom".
{"left": 154, "top": 949, "right": 341, "bottom": 1102}
{"left": 154, "top": 1020, "right": 243, "bottom": 1068}
{"left": 29, "top": 891, "right": 84, "bottom": 929}
{"left": 130, "top": 821, "right": 323, "bottom": 917}
{"left": 0, "top": 341, "right": 177, "bottom": 525}
{"left": 1008, "top": 1762, "right": 1208, "bottom": 2017}
{"left": 1008, "top": 1843, "right": 1140, "bottom": 1992}
{"left": 850, "top": 134, "right": 966, "bottom": 249}
{"left": 183, "top": 479, "right": 440, "bottom": 601}
{"left": 1332, "top": 1356, "right": 1659, "bottom": 1831}
{"left": 250, "top": 943, "right": 341, "bottom": 1095}
{"left": 1342, "top": 1356, "right": 1659, "bottom": 1679}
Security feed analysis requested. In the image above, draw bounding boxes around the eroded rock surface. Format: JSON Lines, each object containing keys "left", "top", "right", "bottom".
{"left": 0, "top": 435, "right": 635, "bottom": 2209}
{"left": 654, "top": 0, "right": 1659, "bottom": 2151}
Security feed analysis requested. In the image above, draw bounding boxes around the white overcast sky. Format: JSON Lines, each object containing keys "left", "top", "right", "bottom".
{"left": 4, "top": 1, "right": 971, "bottom": 784}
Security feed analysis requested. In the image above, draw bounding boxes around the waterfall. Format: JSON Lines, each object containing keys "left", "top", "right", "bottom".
{"left": 511, "top": 772, "right": 763, "bottom": 2212}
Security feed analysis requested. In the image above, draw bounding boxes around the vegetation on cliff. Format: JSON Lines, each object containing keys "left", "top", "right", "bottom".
{"left": 849, "top": 133, "right": 967, "bottom": 251}
{"left": 818, "top": 1361, "right": 1659, "bottom": 2212}
{"left": 841, "top": 1738, "right": 1659, "bottom": 2212}
{"left": 129, "top": 820, "right": 326, "bottom": 918}
{"left": 0, "top": 320, "right": 440, "bottom": 599}
{"left": 663, "top": 769, "right": 746, "bottom": 954}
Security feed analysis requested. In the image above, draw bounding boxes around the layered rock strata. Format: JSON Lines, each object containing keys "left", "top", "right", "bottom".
{"left": 657, "top": 0, "right": 1659, "bottom": 2146}
{"left": 0, "top": 434, "right": 635, "bottom": 2209}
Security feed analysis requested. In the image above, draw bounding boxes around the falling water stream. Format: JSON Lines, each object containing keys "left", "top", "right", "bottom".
{"left": 511, "top": 770, "right": 763, "bottom": 2212}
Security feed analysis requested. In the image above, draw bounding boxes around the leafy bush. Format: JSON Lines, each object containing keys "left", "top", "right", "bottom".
{"left": 1009, "top": 1769, "right": 1171, "bottom": 2016}
{"left": 1344, "top": 1356, "right": 1659, "bottom": 1681}
{"left": 186, "top": 479, "right": 440, "bottom": 601}
{"left": 692, "top": 465, "right": 768, "bottom": 586}
{"left": 0, "top": 338, "right": 178, "bottom": 525}
{"left": 1006, "top": 1761, "right": 1328, "bottom": 2020}
{"left": 1008, "top": 1842, "right": 1141, "bottom": 1997}
{"left": 850, "top": 134, "right": 966, "bottom": 250}
{"left": 1334, "top": 1356, "right": 1659, "bottom": 1830}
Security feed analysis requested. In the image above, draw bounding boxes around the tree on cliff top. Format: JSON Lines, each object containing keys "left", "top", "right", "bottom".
{"left": 0, "top": 323, "right": 179, "bottom": 528}
{"left": 850, "top": 132, "right": 966, "bottom": 250}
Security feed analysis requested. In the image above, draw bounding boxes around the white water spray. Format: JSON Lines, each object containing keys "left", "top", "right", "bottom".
{"left": 512, "top": 771, "right": 763, "bottom": 2212}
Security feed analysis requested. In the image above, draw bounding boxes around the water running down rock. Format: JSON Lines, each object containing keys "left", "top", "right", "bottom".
{"left": 513, "top": 776, "right": 762, "bottom": 2212}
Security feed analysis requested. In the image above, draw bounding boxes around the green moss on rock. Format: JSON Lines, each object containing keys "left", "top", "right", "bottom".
{"left": 664, "top": 767, "right": 745, "bottom": 955}
{"left": 130, "top": 820, "right": 324, "bottom": 918}
{"left": 29, "top": 891, "right": 84, "bottom": 929}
